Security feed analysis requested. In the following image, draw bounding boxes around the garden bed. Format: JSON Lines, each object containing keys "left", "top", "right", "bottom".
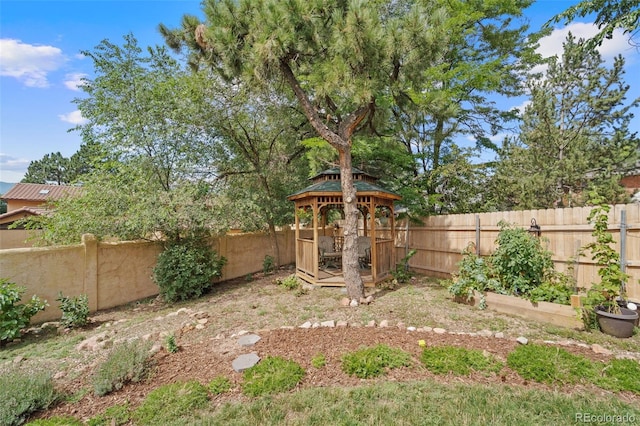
{"left": 463, "top": 291, "right": 583, "bottom": 330}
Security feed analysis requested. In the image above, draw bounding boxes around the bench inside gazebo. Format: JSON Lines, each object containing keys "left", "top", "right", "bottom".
{"left": 287, "top": 168, "right": 401, "bottom": 287}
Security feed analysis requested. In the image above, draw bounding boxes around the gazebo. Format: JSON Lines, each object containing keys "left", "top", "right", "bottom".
{"left": 287, "top": 168, "right": 401, "bottom": 287}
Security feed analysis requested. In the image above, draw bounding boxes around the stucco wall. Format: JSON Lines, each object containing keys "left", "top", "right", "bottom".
{"left": 0, "top": 229, "right": 296, "bottom": 323}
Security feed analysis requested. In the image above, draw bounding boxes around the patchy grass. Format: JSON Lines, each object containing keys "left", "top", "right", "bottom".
{"left": 421, "top": 346, "right": 503, "bottom": 376}
{"left": 342, "top": 345, "right": 412, "bottom": 379}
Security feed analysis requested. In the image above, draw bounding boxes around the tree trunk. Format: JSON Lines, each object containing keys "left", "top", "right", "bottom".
{"left": 338, "top": 148, "right": 365, "bottom": 301}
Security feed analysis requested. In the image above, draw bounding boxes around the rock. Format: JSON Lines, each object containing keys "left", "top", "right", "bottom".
{"left": 433, "top": 328, "right": 446, "bottom": 334}
{"left": 396, "top": 322, "right": 406, "bottom": 329}
{"left": 591, "top": 344, "right": 613, "bottom": 356}
{"left": 195, "top": 324, "right": 205, "bottom": 330}
{"left": 349, "top": 299, "right": 359, "bottom": 307}
{"left": 320, "top": 320, "right": 335, "bottom": 328}
{"left": 312, "top": 322, "right": 321, "bottom": 328}
{"left": 366, "top": 320, "right": 376, "bottom": 328}
{"left": 13, "top": 355, "right": 24, "bottom": 364}
{"left": 477, "top": 329, "right": 493, "bottom": 337}
{"left": 494, "top": 332, "right": 505, "bottom": 339}
{"left": 232, "top": 353, "right": 260, "bottom": 372}
{"left": 149, "top": 343, "right": 162, "bottom": 355}
{"left": 407, "top": 326, "right": 417, "bottom": 332}
{"left": 336, "top": 320, "right": 348, "bottom": 328}
{"left": 516, "top": 336, "right": 528, "bottom": 345}
{"left": 379, "top": 320, "right": 389, "bottom": 328}
{"left": 340, "top": 297, "right": 351, "bottom": 307}
{"left": 197, "top": 318, "right": 208, "bottom": 325}
{"left": 176, "top": 308, "right": 191, "bottom": 315}
{"left": 365, "top": 295, "right": 374, "bottom": 304}
{"left": 424, "top": 327, "right": 433, "bottom": 332}
{"left": 350, "top": 322, "right": 362, "bottom": 327}
{"left": 299, "top": 321, "right": 312, "bottom": 329}
{"left": 238, "top": 334, "right": 261, "bottom": 346}
{"left": 280, "top": 326, "right": 294, "bottom": 330}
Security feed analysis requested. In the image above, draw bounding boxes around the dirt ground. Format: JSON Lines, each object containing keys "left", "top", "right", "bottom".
{"left": 11, "top": 268, "right": 639, "bottom": 422}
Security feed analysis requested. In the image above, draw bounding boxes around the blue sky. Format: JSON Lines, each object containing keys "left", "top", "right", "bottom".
{"left": 1, "top": 0, "right": 638, "bottom": 183}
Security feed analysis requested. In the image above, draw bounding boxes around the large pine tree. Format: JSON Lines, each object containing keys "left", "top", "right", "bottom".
{"left": 160, "top": 0, "right": 449, "bottom": 300}
{"left": 490, "top": 33, "right": 639, "bottom": 209}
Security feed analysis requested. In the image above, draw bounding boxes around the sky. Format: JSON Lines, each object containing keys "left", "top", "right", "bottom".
{"left": 1, "top": 0, "right": 639, "bottom": 183}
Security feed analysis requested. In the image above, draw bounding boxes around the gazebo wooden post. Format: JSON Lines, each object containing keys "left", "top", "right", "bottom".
{"left": 370, "top": 198, "right": 377, "bottom": 282}
{"left": 312, "top": 199, "right": 320, "bottom": 279}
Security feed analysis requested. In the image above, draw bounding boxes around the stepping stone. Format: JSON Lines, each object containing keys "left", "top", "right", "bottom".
{"left": 238, "top": 334, "right": 261, "bottom": 347}
{"left": 232, "top": 353, "right": 260, "bottom": 372}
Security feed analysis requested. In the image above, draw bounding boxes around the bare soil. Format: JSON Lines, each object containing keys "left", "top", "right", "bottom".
{"left": 11, "top": 268, "right": 640, "bottom": 423}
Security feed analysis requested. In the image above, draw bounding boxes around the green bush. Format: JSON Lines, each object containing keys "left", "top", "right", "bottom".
{"left": 87, "top": 403, "right": 130, "bottom": 426}
{"left": 507, "top": 344, "right": 597, "bottom": 385}
{"left": 153, "top": 239, "right": 226, "bottom": 303}
{"left": 165, "top": 334, "right": 179, "bottom": 353}
{"left": 56, "top": 293, "right": 89, "bottom": 328}
{"left": 420, "top": 346, "right": 503, "bottom": 375}
{"left": 92, "top": 339, "right": 152, "bottom": 396}
{"left": 133, "top": 381, "right": 209, "bottom": 425}
{"left": 208, "top": 376, "right": 232, "bottom": 395}
{"left": 274, "top": 275, "right": 308, "bottom": 297}
{"left": 341, "top": 344, "right": 412, "bottom": 379}
{"left": 492, "top": 221, "right": 555, "bottom": 296}
{"left": 311, "top": 353, "right": 327, "bottom": 369}
{"left": 242, "top": 356, "right": 305, "bottom": 397}
{"left": 263, "top": 255, "right": 275, "bottom": 275}
{"left": 0, "top": 368, "right": 59, "bottom": 426}
{"left": 1, "top": 278, "right": 47, "bottom": 345}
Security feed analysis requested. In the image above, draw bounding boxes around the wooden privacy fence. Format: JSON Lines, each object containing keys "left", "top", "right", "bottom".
{"left": 396, "top": 203, "right": 640, "bottom": 301}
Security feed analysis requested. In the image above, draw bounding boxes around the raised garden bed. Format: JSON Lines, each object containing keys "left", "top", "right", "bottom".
{"left": 461, "top": 291, "right": 583, "bottom": 330}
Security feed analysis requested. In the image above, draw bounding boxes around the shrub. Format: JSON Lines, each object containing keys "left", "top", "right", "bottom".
{"left": 1, "top": 279, "right": 47, "bottom": 345}
{"left": 274, "top": 275, "right": 308, "bottom": 296}
{"left": 56, "top": 293, "right": 89, "bottom": 328}
{"left": 311, "top": 353, "right": 326, "bottom": 369}
{"left": 87, "top": 403, "right": 131, "bottom": 426}
{"left": 242, "top": 356, "right": 305, "bottom": 397}
{"left": 0, "top": 368, "right": 59, "bottom": 426}
{"left": 263, "top": 255, "right": 275, "bottom": 275}
{"left": 341, "top": 344, "right": 412, "bottom": 379}
{"left": 153, "top": 239, "right": 226, "bottom": 303}
{"left": 165, "top": 334, "right": 179, "bottom": 353}
{"left": 492, "top": 221, "right": 554, "bottom": 296}
{"left": 420, "top": 346, "right": 503, "bottom": 375}
{"left": 506, "top": 344, "right": 597, "bottom": 385}
{"left": 208, "top": 376, "right": 232, "bottom": 395}
{"left": 133, "top": 381, "right": 209, "bottom": 425}
{"left": 92, "top": 339, "right": 152, "bottom": 396}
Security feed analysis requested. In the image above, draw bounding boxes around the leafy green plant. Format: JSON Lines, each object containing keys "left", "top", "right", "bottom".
{"left": 311, "top": 353, "right": 326, "bottom": 369}
{"left": 421, "top": 346, "right": 503, "bottom": 375}
{"left": 165, "top": 334, "right": 179, "bottom": 353}
{"left": 1, "top": 279, "right": 47, "bottom": 345}
{"left": 492, "top": 221, "right": 554, "bottom": 296}
{"left": 581, "top": 197, "right": 631, "bottom": 318}
{"left": 133, "top": 381, "right": 209, "bottom": 425}
{"left": 263, "top": 255, "right": 275, "bottom": 275}
{"left": 87, "top": 403, "right": 130, "bottom": 426}
{"left": 208, "top": 376, "right": 232, "bottom": 395}
{"left": 447, "top": 244, "right": 502, "bottom": 309}
{"left": 506, "top": 344, "right": 597, "bottom": 385}
{"left": 528, "top": 280, "right": 574, "bottom": 305}
{"left": 242, "top": 356, "right": 305, "bottom": 397}
{"left": 56, "top": 292, "right": 89, "bottom": 328}
{"left": 274, "top": 274, "right": 307, "bottom": 296}
{"left": 0, "top": 367, "right": 59, "bottom": 426}
{"left": 341, "top": 344, "right": 412, "bottom": 379}
{"left": 153, "top": 239, "right": 226, "bottom": 303}
{"left": 92, "top": 339, "right": 152, "bottom": 396}
{"left": 390, "top": 249, "right": 417, "bottom": 284}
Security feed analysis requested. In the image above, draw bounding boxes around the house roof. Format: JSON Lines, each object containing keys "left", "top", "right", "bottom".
{"left": 1, "top": 183, "right": 81, "bottom": 202}
{"left": 0, "top": 206, "right": 50, "bottom": 225}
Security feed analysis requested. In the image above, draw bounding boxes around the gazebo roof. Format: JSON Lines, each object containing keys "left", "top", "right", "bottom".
{"left": 287, "top": 167, "right": 401, "bottom": 200}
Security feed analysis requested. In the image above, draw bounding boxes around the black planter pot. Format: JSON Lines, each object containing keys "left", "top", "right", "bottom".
{"left": 596, "top": 307, "right": 639, "bottom": 338}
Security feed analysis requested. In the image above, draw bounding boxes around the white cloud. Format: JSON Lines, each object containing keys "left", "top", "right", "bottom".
{"left": 58, "top": 110, "right": 88, "bottom": 125}
{"left": 0, "top": 38, "right": 67, "bottom": 88}
{"left": 538, "top": 22, "right": 633, "bottom": 63}
{"left": 0, "top": 153, "right": 30, "bottom": 182}
{"left": 64, "top": 73, "right": 88, "bottom": 91}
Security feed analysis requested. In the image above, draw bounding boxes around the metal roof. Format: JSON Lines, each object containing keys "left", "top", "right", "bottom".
{"left": 1, "top": 183, "right": 81, "bottom": 201}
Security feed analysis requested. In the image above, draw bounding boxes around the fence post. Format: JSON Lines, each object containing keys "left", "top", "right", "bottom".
{"left": 81, "top": 233, "right": 99, "bottom": 312}
{"left": 475, "top": 214, "right": 480, "bottom": 255}
{"left": 620, "top": 208, "right": 627, "bottom": 273}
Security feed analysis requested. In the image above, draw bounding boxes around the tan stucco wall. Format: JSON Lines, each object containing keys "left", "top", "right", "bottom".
{"left": 0, "top": 229, "right": 38, "bottom": 249}
{"left": 6, "top": 199, "right": 44, "bottom": 211}
{"left": 0, "top": 229, "right": 297, "bottom": 324}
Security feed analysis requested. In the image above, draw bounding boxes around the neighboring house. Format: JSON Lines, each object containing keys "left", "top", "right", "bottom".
{"left": 0, "top": 183, "right": 80, "bottom": 248}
